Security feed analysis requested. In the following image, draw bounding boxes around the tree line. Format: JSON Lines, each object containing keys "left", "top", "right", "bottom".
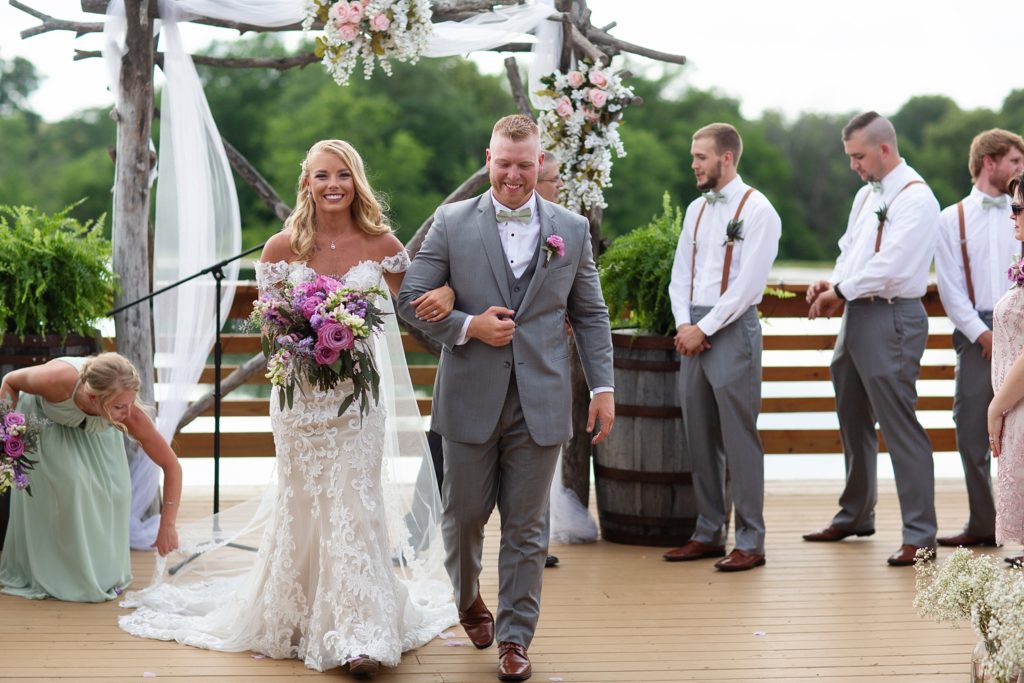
{"left": 2, "top": 37, "right": 1024, "bottom": 263}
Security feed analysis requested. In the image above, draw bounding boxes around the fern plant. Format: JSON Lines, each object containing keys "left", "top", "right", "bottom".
{"left": 0, "top": 203, "right": 118, "bottom": 339}
{"left": 598, "top": 192, "right": 681, "bottom": 336}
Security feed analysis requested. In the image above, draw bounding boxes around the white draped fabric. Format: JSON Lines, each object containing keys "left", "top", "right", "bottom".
{"left": 102, "top": 0, "right": 566, "bottom": 549}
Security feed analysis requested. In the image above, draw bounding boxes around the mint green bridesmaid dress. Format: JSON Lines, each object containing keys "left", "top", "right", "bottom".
{"left": 0, "top": 356, "right": 132, "bottom": 601}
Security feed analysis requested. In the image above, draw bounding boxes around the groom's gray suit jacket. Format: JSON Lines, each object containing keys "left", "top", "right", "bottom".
{"left": 398, "top": 192, "right": 614, "bottom": 446}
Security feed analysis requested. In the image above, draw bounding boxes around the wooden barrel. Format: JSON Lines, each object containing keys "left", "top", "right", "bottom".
{"left": 0, "top": 332, "right": 101, "bottom": 549}
{"left": 593, "top": 332, "right": 697, "bottom": 546}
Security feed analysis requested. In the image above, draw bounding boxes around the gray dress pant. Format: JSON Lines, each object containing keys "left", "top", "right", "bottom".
{"left": 951, "top": 311, "right": 996, "bottom": 536}
{"left": 677, "top": 306, "right": 766, "bottom": 555}
{"left": 830, "top": 298, "right": 937, "bottom": 547}
{"left": 441, "top": 378, "right": 560, "bottom": 649}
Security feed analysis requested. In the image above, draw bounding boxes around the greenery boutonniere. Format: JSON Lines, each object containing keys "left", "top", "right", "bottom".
{"left": 874, "top": 203, "right": 889, "bottom": 226}
{"left": 723, "top": 218, "right": 744, "bottom": 246}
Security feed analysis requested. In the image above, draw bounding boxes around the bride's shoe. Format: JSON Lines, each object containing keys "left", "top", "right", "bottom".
{"left": 345, "top": 655, "right": 380, "bottom": 678}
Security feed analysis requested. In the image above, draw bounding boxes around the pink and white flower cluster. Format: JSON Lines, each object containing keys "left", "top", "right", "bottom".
{"left": 251, "top": 273, "right": 388, "bottom": 416}
{"left": 0, "top": 400, "right": 44, "bottom": 496}
{"left": 536, "top": 63, "right": 635, "bottom": 212}
{"left": 303, "top": 0, "right": 433, "bottom": 86}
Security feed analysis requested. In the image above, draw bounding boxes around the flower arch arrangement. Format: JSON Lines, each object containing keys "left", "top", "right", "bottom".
{"left": 536, "top": 62, "right": 635, "bottom": 213}
{"left": 303, "top": 0, "right": 434, "bottom": 86}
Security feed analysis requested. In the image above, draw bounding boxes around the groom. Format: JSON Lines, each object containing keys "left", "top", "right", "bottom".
{"left": 398, "top": 114, "right": 615, "bottom": 682}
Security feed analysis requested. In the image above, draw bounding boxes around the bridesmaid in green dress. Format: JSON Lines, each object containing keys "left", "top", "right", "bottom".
{"left": 0, "top": 352, "right": 181, "bottom": 602}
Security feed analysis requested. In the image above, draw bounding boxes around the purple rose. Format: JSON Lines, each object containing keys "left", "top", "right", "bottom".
{"left": 313, "top": 343, "right": 341, "bottom": 366}
{"left": 314, "top": 275, "right": 342, "bottom": 294}
{"left": 299, "top": 296, "right": 322, "bottom": 320}
{"left": 546, "top": 234, "right": 566, "bottom": 258}
{"left": 3, "top": 411, "right": 25, "bottom": 428}
{"left": 4, "top": 436, "right": 24, "bottom": 458}
{"left": 319, "top": 321, "right": 355, "bottom": 351}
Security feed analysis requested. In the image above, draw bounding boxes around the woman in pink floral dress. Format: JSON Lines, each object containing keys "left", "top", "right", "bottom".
{"left": 988, "top": 172, "right": 1024, "bottom": 563}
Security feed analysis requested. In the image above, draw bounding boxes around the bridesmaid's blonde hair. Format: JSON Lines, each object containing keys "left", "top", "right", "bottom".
{"left": 284, "top": 140, "right": 391, "bottom": 262}
{"left": 80, "top": 352, "right": 146, "bottom": 432}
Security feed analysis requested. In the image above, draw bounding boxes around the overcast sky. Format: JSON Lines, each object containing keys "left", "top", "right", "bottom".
{"left": 0, "top": 0, "right": 1018, "bottom": 123}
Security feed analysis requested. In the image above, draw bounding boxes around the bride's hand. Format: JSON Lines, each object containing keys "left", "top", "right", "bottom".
{"left": 988, "top": 403, "right": 1006, "bottom": 457}
{"left": 153, "top": 520, "right": 180, "bottom": 556}
{"left": 411, "top": 284, "right": 455, "bottom": 322}
{"left": 0, "top": 381, "right": 17, "bottom": 409}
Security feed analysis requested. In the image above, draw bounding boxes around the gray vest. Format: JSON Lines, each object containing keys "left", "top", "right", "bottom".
{"left": 502, "top": 239, "right": 541, "bottom": 310}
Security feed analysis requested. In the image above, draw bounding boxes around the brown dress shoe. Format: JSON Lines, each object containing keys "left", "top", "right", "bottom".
{"left": 887, "top": 544, "right": 935, "bottom": 566}
{"left": 802, "top": 525, "right": 875, "bottom": 542}
{"left": 497, "top": 641, "right": 532, "bottom": 681}
{"left": 936, "top": 532, "right": 998, "bottom": 547}
{"left": 1004, "top": 555, "right": 1024, "bottom": 567}
{"left": 458, "top": 593, "right": 495, "bottom": 649}
{"left": 714, "top": 548, "right": 766, "bottom": 572}
{"left": 662, "top": 540, "right": 726, "bottom": 562}
{"left": 345, "top": 655, "right": 380, "bottom": 678}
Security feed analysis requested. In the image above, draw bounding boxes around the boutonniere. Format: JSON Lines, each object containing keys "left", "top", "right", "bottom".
{"left": 722, "top": 218, "right": 744, "bottom": 246}
{"left": 1008, "top": 257, "right": 1024, "bottom": 288}
{"left": 543, "top": 234, "right": 565, "bottom": 266}
{"left": 874, "top": 203, "right": 889, "bottom": 226}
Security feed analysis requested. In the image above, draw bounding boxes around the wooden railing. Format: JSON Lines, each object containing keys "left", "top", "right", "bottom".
{"left": 104, "top": 282, "right": 959, "bottom": 457}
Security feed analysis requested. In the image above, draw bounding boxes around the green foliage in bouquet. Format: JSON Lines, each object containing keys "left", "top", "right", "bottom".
{"left": 0, "top": 203, "right": 117, "bottom": 339}
{"left": 599, "top": 192, "right": 682, "bottom": 335}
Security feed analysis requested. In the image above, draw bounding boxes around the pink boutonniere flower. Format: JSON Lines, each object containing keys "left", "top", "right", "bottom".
{"left": 1008, "top": 257, "right": 1024, "bottom": 288}
{"left": 543, "top": 234, "right": 565, "bottom": 266}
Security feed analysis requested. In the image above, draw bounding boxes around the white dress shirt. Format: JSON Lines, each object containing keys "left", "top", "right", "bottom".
{"left": 830, "top": 160, "right": 939, "bottom": 300}
{"left": 935, "top": 186, "right": 1019, "bottom": 342}
{"left": 668, "top": 175, "right": 782, "bottom": 336}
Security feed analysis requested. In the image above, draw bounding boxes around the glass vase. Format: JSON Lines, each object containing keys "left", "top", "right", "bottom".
{"left": 972, "top": 639, "right": 1024, "bottom": 683}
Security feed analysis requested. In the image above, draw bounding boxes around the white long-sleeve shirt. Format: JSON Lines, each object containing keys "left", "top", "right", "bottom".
{"left": 668, "top": 175, "right": 782, "bottom": 336}
{"left": 830, "top": 160, "right": 939, "bottom": 300}
{"left": 935, "top": 186, "right": 1020, "bottom": 342}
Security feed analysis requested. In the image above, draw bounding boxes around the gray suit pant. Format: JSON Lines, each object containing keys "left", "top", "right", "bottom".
{"left": 951, "top": 313, "right": 996, "bottom": 536}
{"left": 678, "top": 306, "right": 766, "bottom": 555}
{"left": 441, "top": 379, "right": 560, "bottom": 649}
{"left": 830, "top": 298, "right": 937, "bottom": 547}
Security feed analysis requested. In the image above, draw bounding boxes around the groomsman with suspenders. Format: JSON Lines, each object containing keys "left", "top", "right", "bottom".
{"left": 663, "top": 123, "right": 781, "bottom": 572}
{"left": 804, "top": 111, "right": 941, "bottom": 566}
{"left": 935, "top": 129, "right": 1024, "bottom": 548}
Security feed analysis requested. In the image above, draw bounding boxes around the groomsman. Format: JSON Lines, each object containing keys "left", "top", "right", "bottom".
{"left": 663, "top": 123, "right": 781, "bottom": 572}
{"left": 935, "top": 129, "right": 1024, "bottom": 547}
{"left": 804, "top": 111, "right": 940, "bottom": 566}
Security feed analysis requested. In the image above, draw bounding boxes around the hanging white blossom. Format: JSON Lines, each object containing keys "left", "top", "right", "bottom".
{"left": 536, "top": 63, "right": 634, "bottom": 213}
{"left": 304, "top": 0, "right": 434, "bottom": 86}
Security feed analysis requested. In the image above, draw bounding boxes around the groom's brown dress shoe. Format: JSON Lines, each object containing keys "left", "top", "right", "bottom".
{"left": 802, "top": 525, "right": 875, "bottom": 542}
{"left": 458, "top": 593, "right": 495, "bottom": 649}
{"left": 662, "top": 540, "right": 726, "bottom": 562}
{"left": 714, "top": 549, "right": 766, "bottom": 572}
{"left": 497, "top": 641, "right": 532, "bottom": 681}
{"left": 887, "top": 544, "right": 934, "bottom": 566}
{"left": 936, "top": 532, "right": 998, "bottom": 547}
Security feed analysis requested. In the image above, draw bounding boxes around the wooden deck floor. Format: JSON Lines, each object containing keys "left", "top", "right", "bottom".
{"left": 0, "top": 478, "right": 996, "bottom": 682}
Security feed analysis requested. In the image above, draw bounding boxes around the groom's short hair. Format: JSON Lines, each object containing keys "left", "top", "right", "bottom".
{"left": 493, "top": 114, "right": 539, "bottom": 142}
{"left": 693, "top": 123, "right": 743, "bottom": 165}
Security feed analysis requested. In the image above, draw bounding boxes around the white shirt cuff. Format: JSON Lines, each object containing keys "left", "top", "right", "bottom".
{"left": 592, "top": 386, "right": 614, "bottom": 394}
{"left": 455, "top": 316, "right": 473, "bottom": 346}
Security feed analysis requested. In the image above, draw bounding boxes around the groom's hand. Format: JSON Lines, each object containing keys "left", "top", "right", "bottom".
{"left": 467, "top": 306, "right": 516, "bottom": 347}
{"left": 587, "top": 392, "right": 615, "bottom": 444}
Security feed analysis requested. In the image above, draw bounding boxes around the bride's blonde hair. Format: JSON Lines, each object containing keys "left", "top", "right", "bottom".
{"left": 284, "top": 140, "right": 391, "bottom": 262}
{"left": 79, "top": 352, "right": 147, "bottom": 432}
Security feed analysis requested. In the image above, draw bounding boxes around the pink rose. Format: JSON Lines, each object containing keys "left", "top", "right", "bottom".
{"left": 3, "top": 411, "right": 25, "bottom": 428}
{"left": 329, "top": 1, "right": 352, "bottom": 26}
{"left": 313, "top": 275, "right": 342, "bottom": 293}
{"left": 4, "top": 436, "right": 24, "bottom": 459}
{"left": 546, "top": 234, "right": 565, "bottom": 258}
{"left": 349, "top": 1, "right": 364, "bottom": 22}
{"left": 588, "top": 70, "right": 609, "bottom": 88}
{"left": 567, "top": 71, "right": 586, "bottom": 88}
{"left": 299, "top": 296, "right": 322, "bottom": 320}
{"left": 313, "top": 343, "right": 341, "bottom": 366}
{"left": 582, "top": 106, "right": 600, "bottom": 122}
{"left": 319, "top": 321, "right": 355, "bottom": 351}
{"left": 555, "top": 96, "right": 573, "bottom": 118}
{"left": 370, "top": 13, "right": 391, "bottom": 31}
{"left": 338, "top": 22, "right": 359, "bottom": 42}
{"left": 588, "top": 88, "right": 608, "bottom": 108}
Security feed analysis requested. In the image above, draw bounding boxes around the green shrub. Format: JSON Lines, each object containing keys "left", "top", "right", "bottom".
{"left": 598, "top": 192, "right": 681, "bottom": 335}
{"left": 0, "top": 203, "right": 117, "bottom": 338}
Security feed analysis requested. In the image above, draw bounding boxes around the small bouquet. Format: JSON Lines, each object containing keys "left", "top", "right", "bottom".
{"left": 1008, "top": 256, "right": 1024, "bottom": 288}
{"left": 0, "top": 399, "right": 45, "bottom": 495}
{"left": 250, "top": 274, "right": 389, "bottom": 417}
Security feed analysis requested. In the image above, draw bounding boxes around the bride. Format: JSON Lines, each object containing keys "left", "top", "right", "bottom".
{"left": 119, "top": 139, "right": 458, "bottom": 677}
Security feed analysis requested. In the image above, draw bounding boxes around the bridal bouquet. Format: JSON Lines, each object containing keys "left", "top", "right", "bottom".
{"left": 0, "top": 399, "right": 44, "bottom": 496}
{"left": 250, "top": 275, "right": 389, "bottom": 417}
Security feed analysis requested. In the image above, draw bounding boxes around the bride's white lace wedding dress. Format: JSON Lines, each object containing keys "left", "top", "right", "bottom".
{"left": 119, "top": 255, "right": 456, "bottom": 671}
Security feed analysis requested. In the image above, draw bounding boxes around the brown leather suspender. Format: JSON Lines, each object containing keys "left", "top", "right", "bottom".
{"left": 873, "top": 180, "right": 925, "bottom": 252}
{"left": 689, "top": 188, "right": 757, "bottom": 299}
{"left": 957, "top": 201, "right": 976, "bottom": 306}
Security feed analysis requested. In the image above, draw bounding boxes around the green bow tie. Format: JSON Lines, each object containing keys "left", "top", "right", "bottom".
{"left": 703, "top": 191, "right": 726, "bottom": 205}
{"left": 496, "top": 207, "right": 532, "bottom": 223}
{"left": 982, "top": 195, "right": 1008, "bottom": 210}
{"left": 869, "top": 181, "right": 883, "bottom": 193}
